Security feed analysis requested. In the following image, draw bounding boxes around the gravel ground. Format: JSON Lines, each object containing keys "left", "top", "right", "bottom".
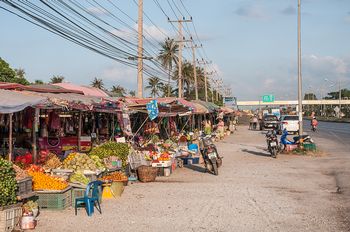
{"left": 35, "top": 126, "right": 349, "bottom": 232}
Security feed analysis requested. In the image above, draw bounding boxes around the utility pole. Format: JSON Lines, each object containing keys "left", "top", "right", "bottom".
{"left": 197, "top": 59, "right": 212, "bottom": 102}
{"left": 338, "top": 80, "right": 342, "bottom": 118}
{"left": 297, "top": 0, "right": 303, "bottom": 138}
{"left": 168, "top": 17, "right": 192, "bottom": 98}
{"left": 185, "top": 42, "right": 202, "bottom": 100}
{"left": 137, "top": 0, "right": 143, "bottom": 98}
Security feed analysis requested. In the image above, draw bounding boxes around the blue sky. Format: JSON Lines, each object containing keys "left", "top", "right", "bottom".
{"left": 0, "top": 0, "right": 349, "bottom": 100}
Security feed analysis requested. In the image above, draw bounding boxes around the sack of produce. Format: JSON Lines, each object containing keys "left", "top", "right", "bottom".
{"left": 0, "top": 158, "right": 18, "bottom": 207}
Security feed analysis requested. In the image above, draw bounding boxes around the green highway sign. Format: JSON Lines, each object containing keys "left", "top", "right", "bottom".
{"left": 262, "top": 94, "right": 275, "bottom": 103}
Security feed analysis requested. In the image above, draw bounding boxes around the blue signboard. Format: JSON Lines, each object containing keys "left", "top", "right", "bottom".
{"left": 146, "top": 100, "right": 159, "bottom": 120}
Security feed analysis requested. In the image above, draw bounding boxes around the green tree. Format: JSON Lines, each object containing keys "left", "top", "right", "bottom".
{"left": 304, "top": 93, "right": 317, "bottom": 100}
{"left": 111, "top": 85, "right": 126, "bottom": 97}
{"left": 50, "top": 75, "right": 65, "bottom": 84}
{"left": 0, "top": 58, "right": 16, "bottom": 82}
{"left": 91, "top": 77, "right": 104, "bottom": 89}
{"left": 0, "top": 58, "right": 30, "bottom": 85}
{"left": 146, "top": 76, "right": 164, "bottom": 98}
{"left": 325, "top": 88, "right": 350, "bottom": 100}
{"left": 158, "top": 38, "right": 178, "bottom": 97}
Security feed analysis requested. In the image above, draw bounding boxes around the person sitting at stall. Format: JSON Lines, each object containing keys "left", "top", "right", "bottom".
{"left": 203, "top": 119, "right": 212, "bottom": 135}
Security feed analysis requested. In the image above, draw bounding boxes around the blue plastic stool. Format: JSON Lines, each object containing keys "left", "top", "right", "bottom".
{"left": 75, "top": 180, "right": 103, "bottom": 216}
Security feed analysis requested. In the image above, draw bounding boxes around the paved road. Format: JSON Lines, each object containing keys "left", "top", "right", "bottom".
{"left": 304, "top": 119, "right": 350, "bottom": 141}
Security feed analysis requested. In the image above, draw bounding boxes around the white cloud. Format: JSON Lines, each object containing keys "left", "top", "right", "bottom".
{"left": 234, "top": 3, "right": 268, "bottom": 19}
{"left": 281, "top": 5, "right": 296, "bottom": 15}
{"left": 303, "top": 54, "right": 349, "bottom": 77}
{"left": 100, "top": 64, "right": 136, "bottom": 90}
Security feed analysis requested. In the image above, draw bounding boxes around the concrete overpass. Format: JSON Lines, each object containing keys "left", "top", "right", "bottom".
{"left": 237, "top": 99, "right": 350, "bottom": 106}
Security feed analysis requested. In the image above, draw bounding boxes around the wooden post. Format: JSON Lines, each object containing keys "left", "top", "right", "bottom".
{"left": 8, "top": 113, "right": 13, "bottom": 161}
{"left": 78, "top": 111, "right": 82, "bottom": 151}
{"left": 111, "top": 114, "right": 115, "bottom": 140}
{"left": 32, "top": 108, "right": 39, "bottom": 164}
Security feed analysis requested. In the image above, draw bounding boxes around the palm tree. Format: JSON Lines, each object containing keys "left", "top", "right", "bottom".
{"left": 111, "top": 85, "right": 126, "bottom": 97}
{"left": 91, "top": 77, "right": 104, "bottom": 89}
{"left": 14, "top": 68, "right": 25, "bottom": 78}
{"left": 146, "top": 76, "right": 164, "bottom": 98}
{"left": 50, "top": 75, "right": 65, "bottom": 84}
{"left": 173, "top": 61, "right": 195, "bottom": 98}
{"left": 129, "top": 90, "right": 136, "bottom": 97}
{"left": 34, "top": 80, "right": 44, "bottom": 84}
{"left": 160, "top": 83, "right": 175, "bottom": 97}
{"left": 158, "top": 38, "right": 178, "bottom": 97}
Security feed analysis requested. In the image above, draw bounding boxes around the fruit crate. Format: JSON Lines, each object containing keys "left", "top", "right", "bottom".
{"left": 71, "top": 187, "right": 102, "bottom": 207}
{"left": 16, "top": 177, "right": 33, "bottom": 199}
{"left": 35, "top": 187, "right": 72, "bottom": 210}
{"left": 0, "top": 203, "right": 22, "bottom": 232}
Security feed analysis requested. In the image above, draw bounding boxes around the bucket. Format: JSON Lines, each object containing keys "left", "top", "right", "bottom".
{"left": 164, "top": 168, "right": 171, "bottom": 177}
{"left": 21, "top": 216, "right": 36, "bottom": 230}
{"left": 111, "top": 182, "right": 124, "bottom": 197}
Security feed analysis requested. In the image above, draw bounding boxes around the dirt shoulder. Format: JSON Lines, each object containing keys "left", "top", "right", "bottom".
{"left": 35, "top": 126, "right": 349, "bottom": 232}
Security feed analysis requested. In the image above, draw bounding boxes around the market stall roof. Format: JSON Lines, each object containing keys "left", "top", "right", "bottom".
{"left": 21, "top": 91, "right": 121, "bottom": 112}
{"left": 124, "top": 97, "right": 193, "bottom": 116}
{"left": 192, "top": 102, "right": 209, "bottom": 114}
{"left": 0, "top": 89, "right": 46, "bottom": 113}
{"left": 53, "top": 83, "right": 110, "bottom": 97}
{"left": 220, "top": 106, "right": 234, "bottom": 114}
{"left": 0, "top": 82, "right": 83, "bottom": 94}
{"left": 192, "top": 100, "right": 220, "bottom": 113}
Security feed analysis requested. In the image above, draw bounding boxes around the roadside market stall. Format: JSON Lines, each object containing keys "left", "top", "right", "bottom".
{"left": 0, "top": 89, "right": 46, "bottom": 161}
{"left": 22, "top": 91, "right": 124, "bottom": 159}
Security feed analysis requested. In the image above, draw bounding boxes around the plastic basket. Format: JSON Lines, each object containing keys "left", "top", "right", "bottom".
{"left": 16, "top": 177, "right": 33, "bottom": 198}
{"left": 128, "top": 149, "right": 143, "bottom": 170}
{"left": 0, "top": 203, "right": 22, "bottom": 232}
{"left": 36, "top": 187, "right": 72, "bottom": 210}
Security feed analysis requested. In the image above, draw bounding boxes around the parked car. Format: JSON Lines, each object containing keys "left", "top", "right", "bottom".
{"left": 278, "top": 115, "right": 299, "bottom": 134}
{"left": 262, "top": 114, "right": 279, "bottom": 130}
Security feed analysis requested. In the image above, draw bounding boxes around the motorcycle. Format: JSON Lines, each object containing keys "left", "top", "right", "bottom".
{"left": 311, "top": 125, "right": 317, "bottom": 132}
{"left": 265, "top": 130, "right": 279, "bottom": 158}
{"left": 280, "top": 129, "right": 314, "bottom": 149}
{"left": 199, "top": 134, "right": 222, "bottom": 175}
{"left": 311, "top": 119, "right": 318, "bottom": 132}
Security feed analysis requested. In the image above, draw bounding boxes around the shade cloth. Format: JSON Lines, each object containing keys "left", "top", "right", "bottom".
{"left": 0, "top": 89, "right": 46, "bottom": 113}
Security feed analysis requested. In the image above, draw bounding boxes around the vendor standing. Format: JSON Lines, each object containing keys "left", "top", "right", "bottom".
{"left": 217, "top": 118, "right": 225, "bottom": 139}
{"left": 203, "top": 119, "right": 212, "bottom": 135}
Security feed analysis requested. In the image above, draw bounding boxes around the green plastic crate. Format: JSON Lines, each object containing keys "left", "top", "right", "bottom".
{"left": 304, "top": 143, "right": 316, "bottom": 151}
{"left": 36, "top": 187, "right": 72, "bottom": 210}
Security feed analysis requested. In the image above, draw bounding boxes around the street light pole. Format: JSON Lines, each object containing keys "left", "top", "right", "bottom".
{"left": 297, "top": 0, "right": 303, "bottom": 138}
